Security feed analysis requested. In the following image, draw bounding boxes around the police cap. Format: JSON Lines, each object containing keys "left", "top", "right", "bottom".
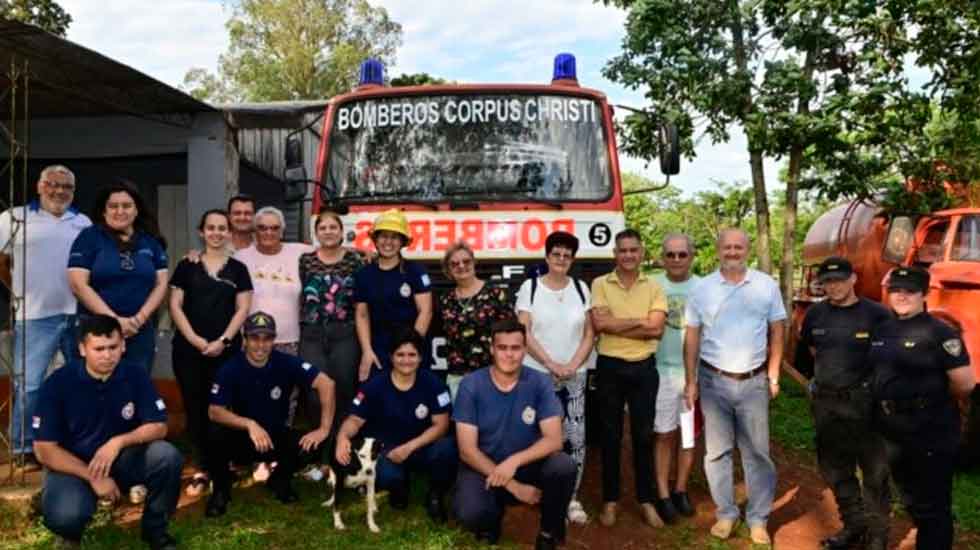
{"left": 886, "top": 265, "right": 930, "bottom": 293}
{"left": 817, "top": 256, "right": 853, "bottom": 282}
{"left": 244, "top": 311, "right": 277, "bottom": 337}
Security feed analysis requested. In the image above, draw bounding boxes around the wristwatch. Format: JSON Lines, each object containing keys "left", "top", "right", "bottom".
{"left": 220, "top": 336, "right": 232, "bottom": 346}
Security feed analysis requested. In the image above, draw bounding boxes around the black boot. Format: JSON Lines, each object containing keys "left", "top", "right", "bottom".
{"left": 425, "top": 490, "right": 447, "bottom": 523}
{"left": 671, "top": 491, "right": 695, "bottom": 517}
{"left": 205, "top": 489, "right": 230, "bottom": 517}
{"left": 654, "top": 497, "right": 679, "bottom": 524}
{"left": 534, "top": 532, "right": 558, "bottom": 550}
{"left": 389, "top": 483, "right": 409, "bottom": 510}
{"left": 821, "top": 525, "right": 867, "bottom": 549}
{"left": 141, "top": 531, "right": 177, "bottom": 550}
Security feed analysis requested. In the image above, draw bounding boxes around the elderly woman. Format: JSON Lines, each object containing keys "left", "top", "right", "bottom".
{"left": 515, "top": 230, "right": 596, "bottom": 525}
{"left": 68, "top": 180, "right": 169, "bottom": 372}
{"left": 169, "top": 209, "right": 253, "bottom": 495}
{"left": 300, "top": 208, "right": 366, "bottom": 430}
{"left": 354, "top": 209, "right": 433, "bottom": 379}
{"left": 335, "top": 328, "right": 455, "bottom": 522}
{"left": 234, "top": 206, "right": 312, "bottom": 355}
{"left": 438, "top": 241, "right": 514, "bottom": 397}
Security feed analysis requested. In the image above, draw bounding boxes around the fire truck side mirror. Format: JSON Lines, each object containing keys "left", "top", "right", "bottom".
{"left": 659, "top": 123, "right": 680, "bottom": 176}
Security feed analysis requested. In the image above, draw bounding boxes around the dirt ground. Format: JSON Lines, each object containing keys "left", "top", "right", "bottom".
{"left": 499, "top": 436, "right": 979, "bottom": 550}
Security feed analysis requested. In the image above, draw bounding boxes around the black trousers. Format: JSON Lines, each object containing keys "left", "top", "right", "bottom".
{"left": 299, "top": 322, "right": 360, "bottom": 433}
{"left": 597, "top": 354, "right": 658, "bottom": 503}
{"left": 811, "top": 385, "right": 890, "bottom": 537}
{"left": 453, "top": 453, "right": 577, "bottom": 542}
{"left": 172, "top": 343, "right": 234, "bottom": 469}
{"left": 885, "top": 439, "right": 956, "bottom": 549}
{"left": 206, "top": 424, "right": 314, "bottom": 494}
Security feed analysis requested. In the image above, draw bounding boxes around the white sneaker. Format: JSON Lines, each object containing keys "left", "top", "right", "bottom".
{"left": 129, "top": 484, "right": 147, "bottom": 504}
{"left": 301, "top": 465, "right": 324, "bottom": 482}
{"left": 567, "top": 499, "right": 589, "bottom": 524}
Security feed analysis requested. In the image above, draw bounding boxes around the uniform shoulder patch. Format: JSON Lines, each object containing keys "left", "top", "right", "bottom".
{"left": 437, "top": 391, "right": 451, "bottom": 408}
{"left": 155, "top": 399, "right": 166, "bottom": 411}
{"left": 943, "top": 338, "right": 963, "bottom": 357}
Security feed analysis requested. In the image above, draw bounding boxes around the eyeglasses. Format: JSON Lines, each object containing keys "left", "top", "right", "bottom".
{"left": 43, "top": 180, "right": 75, "bottom": 192}
{"left": 664, "top": 251, "right": 690, "bottom": 260}
{"left": 449, "top": 258, "right": 473, "bottom": 270}
{"left": 548, "top": 252, "right": 574, "bottom": 261}
{"left": 256, "top": 224, "right": 282, "bottom": 233}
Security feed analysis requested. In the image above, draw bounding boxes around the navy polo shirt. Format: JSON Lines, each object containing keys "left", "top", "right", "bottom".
{"left": 33, "top": 361, "right": 168, "bottom": 463}
{"left": 453, "top": 366, "right": 562, "bottom": 464}
{"left": 353, "top": 261, "right": 431, "bottom": 357}
{"left": 350, "top": 369, "right": 451, "bottom": 448}
{"left": 210, "top": 350, "right": 320, "bottom": 433}
{"left": 68, "top": 225, "right": 168, "bottom": 317}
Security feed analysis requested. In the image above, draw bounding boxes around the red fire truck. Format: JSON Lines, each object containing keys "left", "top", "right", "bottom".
{"left": 286, "top": 53, "right": 679, "bottom": 370}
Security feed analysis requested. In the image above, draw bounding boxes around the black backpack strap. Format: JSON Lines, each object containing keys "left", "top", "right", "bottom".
{"left": 573, "top": 277, "right": 587, "bottom": 305}
{"left": 530, "top": 276, "right": 538, "bottom": 306}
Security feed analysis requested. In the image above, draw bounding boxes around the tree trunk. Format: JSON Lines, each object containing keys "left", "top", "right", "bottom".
{"left": 782, "top": 148, "right": 800, "bottom": 319}
{"left": 729, "top": 0, "right": 773, "bottom": 273}
{"left": 749, "top": 150, "right": 773, "bottom": 273}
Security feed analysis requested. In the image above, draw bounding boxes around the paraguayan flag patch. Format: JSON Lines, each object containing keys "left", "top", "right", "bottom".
{"left": 437, "top": 391, "right": 451, "bottom": 408}
{"left": 211, "top": 383, "right": 220, "bottom": 395}
{"left": 32, "top": 416, "right": 41, "bottom": 429}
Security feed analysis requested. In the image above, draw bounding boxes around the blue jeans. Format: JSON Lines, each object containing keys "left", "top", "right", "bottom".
{"left": 375, "top": 436, "right": 457, "bottom": 492}
{"left": 9, "top": 314, "right": 76, "bottom": 455}
{"left": 699, "top": 365, "right": 776, "bottom": 527}
{"left": 41, "top": 440, "right": 183, "bottom": 542}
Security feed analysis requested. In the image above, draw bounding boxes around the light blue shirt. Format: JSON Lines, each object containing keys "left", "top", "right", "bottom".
{"left": 685, "top": 269, "right": 786, "bottom": 373}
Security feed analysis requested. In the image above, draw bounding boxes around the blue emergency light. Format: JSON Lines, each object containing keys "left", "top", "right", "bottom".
{"left": 359, "top": 59, "right": 384, "bottom": 86}
{"left": 553, "top": 53, "right": 577, "bottom": 81}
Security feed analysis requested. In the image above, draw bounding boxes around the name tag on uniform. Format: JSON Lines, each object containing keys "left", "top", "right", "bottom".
{"left": 812, "top": 328, "right": 826, "bottom": 335}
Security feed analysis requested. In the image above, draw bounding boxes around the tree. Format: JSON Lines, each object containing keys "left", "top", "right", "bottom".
{"left": 183, "top": 0, "right": 402, "bottom": 102}
{"left": 390, "top": 73, "right": 446, "bottom": 87}
{"left": 601, "top": 0, "right": 967, "bottom": 318}
{"left": 0, "top": 0, "right": 71, "bottom": 36}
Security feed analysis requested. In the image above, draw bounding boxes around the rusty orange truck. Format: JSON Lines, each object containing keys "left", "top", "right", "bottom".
{"left": 794, "top": 195, "right": 980, "bottom": 461}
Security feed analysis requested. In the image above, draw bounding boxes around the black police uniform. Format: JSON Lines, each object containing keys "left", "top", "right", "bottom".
{"left": 869, "top": 267, "right": 971, "bottom": 550}
{"left": 207, "top": 349, "right": 320, "bottom": 501}
{"left": 801, "top": 293, "right": 892, "bottom": 547}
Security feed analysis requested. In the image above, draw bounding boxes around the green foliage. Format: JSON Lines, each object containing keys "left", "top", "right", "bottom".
{"left": 624, "top": 172, "right": 827, "bottom": 277}
{"left": 390, "top": 73, "right": 446, "bottom": 87}
{"left": 183, "top": 0, "right": 402, "bottom": 103}
{"left": 0, "top": 0, "right": 70, "bottom": 36}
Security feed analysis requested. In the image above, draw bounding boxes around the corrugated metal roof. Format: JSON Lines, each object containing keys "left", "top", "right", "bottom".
{"left": 0, "top": 19, "right": 214, "bottom": 122}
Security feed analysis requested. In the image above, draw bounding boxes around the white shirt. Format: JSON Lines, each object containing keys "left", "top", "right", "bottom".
{"left": 0, "top": 202, "right": 91, "bottom": 321}
{"left": 515, "top": 277, "right": 597, "bottom": 374}
{"left": 685, "top": 268, "right": 786, "bottom": 373}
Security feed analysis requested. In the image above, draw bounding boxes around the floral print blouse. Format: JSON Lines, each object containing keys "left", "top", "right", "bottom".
{"left": 439, "top": 283, "right": 515, "bottom": 376}
{"left": 299, "top": 249, "right": 366, "bottom": 326}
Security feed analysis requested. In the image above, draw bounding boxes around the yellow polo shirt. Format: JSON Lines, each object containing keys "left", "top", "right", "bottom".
{"left": 591, "top": 270, "right": 668, "bottom": 361}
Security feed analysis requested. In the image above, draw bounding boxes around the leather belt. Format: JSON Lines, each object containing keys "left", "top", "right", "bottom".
{"left": 700, "top": 360, "right": 766, "bottom": 381}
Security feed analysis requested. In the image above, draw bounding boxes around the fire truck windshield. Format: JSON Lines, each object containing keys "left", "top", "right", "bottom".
{"left": 323, "top": 93, "right": 612, "bottom": 204}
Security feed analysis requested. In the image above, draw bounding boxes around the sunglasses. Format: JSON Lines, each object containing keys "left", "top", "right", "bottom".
{"left": 664, "top": 251, "right": 690, "bottom": 259}
{"left": 449, "top": 258, "right": 473, "bottom": 270}
{"left": 256, "top": 224, "right": 282, "bottom": 233}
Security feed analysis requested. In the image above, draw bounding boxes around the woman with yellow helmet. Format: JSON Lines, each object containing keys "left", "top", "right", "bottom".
{"left": 353, "top": 209, "right": 433, "bottom": 378}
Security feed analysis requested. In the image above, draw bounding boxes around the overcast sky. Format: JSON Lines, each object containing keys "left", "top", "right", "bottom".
{"left": 58, "top": 0, "right": 780, "bottom": 195}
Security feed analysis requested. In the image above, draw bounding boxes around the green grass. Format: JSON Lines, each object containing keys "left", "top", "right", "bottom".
{"left": 0, "top": 479, "right": 517, "bottom": 550}
{"left": 769, "top": 377, "right": 980, "bottom": 536}
{"left": 769, "top": 377, "right": 816, "bottom": 453}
